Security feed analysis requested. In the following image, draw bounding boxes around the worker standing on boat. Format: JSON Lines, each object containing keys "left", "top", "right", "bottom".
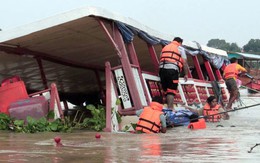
{"left": 223, "top": 57, "right": 247, "bottom": 110}
{"left": 159, "top": 37, "right": 189, "bottom": 110}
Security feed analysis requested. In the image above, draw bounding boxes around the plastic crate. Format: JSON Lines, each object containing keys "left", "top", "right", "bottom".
{"left": 0, "top": 77, "right": 28, "bottom": 114}
{"left": 9, "top": 96, "right": 48, "bottom": 122}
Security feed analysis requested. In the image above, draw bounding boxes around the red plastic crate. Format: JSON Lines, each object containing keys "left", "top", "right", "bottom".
{"left": 0, "top": 79, "right": 28, "bottom": 114}
{"left": 9, "top": 96, "right": 48, "bottom": 122}
{"left": 1, "top": 76, "right": 21, "bottom": 86}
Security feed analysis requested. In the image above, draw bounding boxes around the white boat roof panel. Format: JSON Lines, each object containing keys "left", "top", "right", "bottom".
{"left": 183, "top": 41, "right": 227, "bottom": 57}
{"left": 237, "top": 52, "right": 260, "bottom": 59}
{"left": 0, "top": 6, "right": 172, "bottom": 43}
{"left": 0, "top": 6, "right": 227, "bottom": 57}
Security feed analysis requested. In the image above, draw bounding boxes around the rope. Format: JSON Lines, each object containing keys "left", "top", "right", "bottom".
{"left": 193, "top": 102, "right": 260, "bottom": 121}
{"left": 174, "top": 102, "right": 260, "bottom": 125}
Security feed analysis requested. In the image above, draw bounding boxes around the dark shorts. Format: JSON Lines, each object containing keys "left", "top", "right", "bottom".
{"left": 225, "top": 78, "right": 238, "bottom": 93}
{"left": 159, "top": 68, "right": 179, "bottom": 95}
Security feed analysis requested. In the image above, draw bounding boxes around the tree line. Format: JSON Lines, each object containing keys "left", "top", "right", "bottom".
{"left": 207, "top": 39, "right": 260, "bottom": 54}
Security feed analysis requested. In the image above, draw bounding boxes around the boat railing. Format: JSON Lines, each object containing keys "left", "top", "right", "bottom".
{"left": 28, "top": 83, "right": 64, "bottom": 119}
{"left": 143, "top": 76, "right": 229, "bottom": 106}
{"left": 105, "top": 61, "right": 229, "bottom": 132}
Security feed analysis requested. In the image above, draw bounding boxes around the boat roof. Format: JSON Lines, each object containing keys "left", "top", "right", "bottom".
{"left": 228, "top": 52, "right": 260, "bottom": 60}
{"left": 0, "top": 6, "right": 227, "bottom": 104}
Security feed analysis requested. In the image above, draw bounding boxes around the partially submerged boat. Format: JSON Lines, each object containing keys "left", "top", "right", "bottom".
{"left": 0, "top": 7, "right": 230, "bottom": 131}
{"left": 228, "top": 52, "right": 260, "bottom": 92}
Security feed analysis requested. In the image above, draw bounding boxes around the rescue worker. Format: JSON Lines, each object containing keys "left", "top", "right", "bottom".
{"left": 183, "top": 96, "right": 229, "bottom": 121}
{"left": 159, "top": 37, "right": 189, "bottom": 111}
{"left": 135, "top": 101, "right": 167, "bottom": 133}
{"left": 223, "top": 57, "right": 247, "bottom": 110}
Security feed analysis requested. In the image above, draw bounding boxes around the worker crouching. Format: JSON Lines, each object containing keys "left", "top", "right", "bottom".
{"left": 136, "top": 101, "right": 167, "bottom": 133}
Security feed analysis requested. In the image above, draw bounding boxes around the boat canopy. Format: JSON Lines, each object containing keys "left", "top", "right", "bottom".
{"left": 228, "top": 52, "right": 260, "bottom": 60}
{"left": 0, "top": 6, "right": 227, "bottom": 105}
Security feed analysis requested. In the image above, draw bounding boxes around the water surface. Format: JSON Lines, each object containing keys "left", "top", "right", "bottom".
{"left": 0, "top": 90, "right": 260, "bottom": 163}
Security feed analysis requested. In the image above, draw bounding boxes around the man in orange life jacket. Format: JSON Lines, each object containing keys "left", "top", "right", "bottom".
{"left": 223, "top": 57, "right": 247, "bottom": 110}
{"left": 135, "top": 101, "right": 167, "bottom": 133}
{"left": 159, "top": 37, "right": 189, "bottom": 110}
{"left": 183, "top": 96, "right": 229, "bottom": 122}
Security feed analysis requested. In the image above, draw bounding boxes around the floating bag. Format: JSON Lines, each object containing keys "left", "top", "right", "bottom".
{"left": 163, "top": 109, "right": 198, "bottom": 126}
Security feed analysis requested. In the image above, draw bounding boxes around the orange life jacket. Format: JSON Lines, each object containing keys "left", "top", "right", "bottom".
{"left": 136, "top": 102, "right": 163, "bottom": 133}
{"left": 203, "top": 103, "right": 221, "bottom": 122}
{"left": 224, "top": 63, "right": 239, "bottom": 79}
{"left": 160, "top": 41, "right": 184, "bottom": 71}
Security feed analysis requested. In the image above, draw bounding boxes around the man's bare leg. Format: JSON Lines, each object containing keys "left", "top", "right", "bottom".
{"left": 167, "top": 94, "right": 174, "bottom": 110}
{"left": 226, "top": 90, "right": 239, "bottom": 110}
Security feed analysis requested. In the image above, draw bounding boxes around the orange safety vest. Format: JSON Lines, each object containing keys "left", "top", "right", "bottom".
{"left": 203, "top": 103, "right": 221, "bottom": 122}
{"left": 224, "top": 63, "right": 239, "bottom": 79}
{"left": 160, "top": 41, "right": 184, "bottom": 71}
{"left": 136, "top": 102, "right": 163, "bottom": 133}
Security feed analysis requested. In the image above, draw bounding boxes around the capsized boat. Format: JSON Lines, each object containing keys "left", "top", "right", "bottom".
{"left": 0, "top": 7, "right": 229, "bottom": 131}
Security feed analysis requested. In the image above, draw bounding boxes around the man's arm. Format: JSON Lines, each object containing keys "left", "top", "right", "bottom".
{"left": 161, "top": 127, "right": 167, "bottom": 133}
{"left": 136, "top": 109, "right": 143, "bottom": 117}
{"left": 185, "top": 49, "right": 200, "bottom": 56}
{"left": 179, "top": 46, "right": 201, "bottom": 82}
{"left": 183, "top": 60, "right": 189, "bottom": 82}
{"left": 178, "top": 46, "right": 190, "bottom": 82}
{"left": 160, "top": 114, "right": 167, "bottom": 133}
{"left": 182, "top": 104, "right": 203, "bottom": 116}
{"left": 237, "top": 64, "right": 247, "bottom": 73}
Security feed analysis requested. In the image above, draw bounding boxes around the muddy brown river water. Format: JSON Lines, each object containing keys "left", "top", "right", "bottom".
{"left": 0, "top": 89, "right": 260, "bottom": 163}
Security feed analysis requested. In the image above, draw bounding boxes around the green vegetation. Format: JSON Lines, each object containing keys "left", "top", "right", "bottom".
{"left": 0, "top": 113, "right": 12, "bottom": 130}
{"left": 243, "top": 39, "right": 260, "bottom": 53}
{"left": 122, "top": 123, "right": 137, "bottom": 132}
{"left": 79, "top": 100, "right": 122, "bottom": 131}
{"left": 207, "top": 39, "right": 241, "bottom": 52}
{"left": 207, "top": 38, "right": 260, "bottom": 54}
{"left": 0, "top": 103, "right": 122, "bottom": 133}
{"left": 0, "top": 111, "right": 73, "bottom": 133}
{"left": 80, "top": 104, "right": 106, "bottom": 131}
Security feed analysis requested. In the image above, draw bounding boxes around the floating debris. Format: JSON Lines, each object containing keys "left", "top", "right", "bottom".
{"left": 248, "top": 143, "right": 260, "bottom": 153}
{"left": 95, "top": 133, "right": 101, "bottom": 139}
